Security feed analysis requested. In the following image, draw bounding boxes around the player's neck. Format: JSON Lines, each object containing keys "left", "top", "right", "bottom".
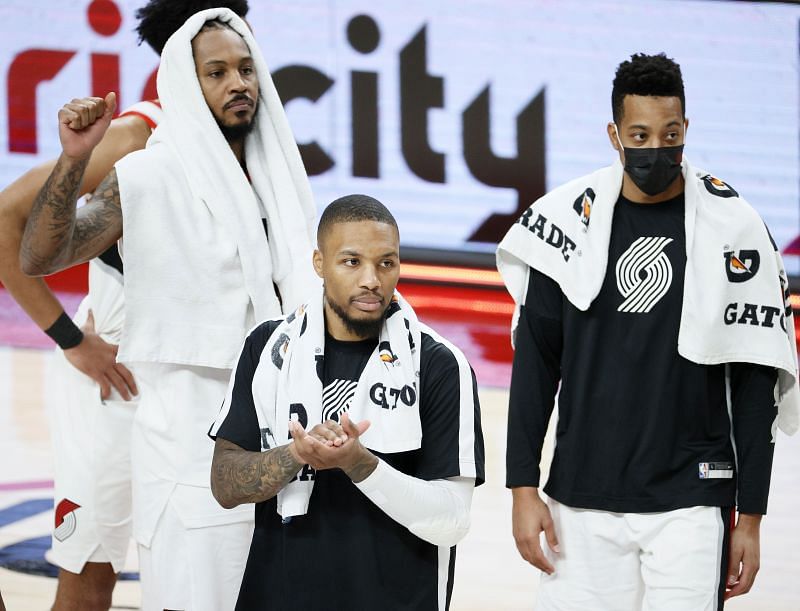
{"left": 228, "top": 138, "right": 245, "bottom": 165}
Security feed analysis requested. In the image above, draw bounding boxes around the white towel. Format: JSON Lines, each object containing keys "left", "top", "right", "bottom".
{"left": 116, "top": 8, "right": 318, "bottom": 368}
{"left": 252, "top": 289, "right": 423, "bottom": 518}
{"left": 497, "top": 157, "right": 799, "bottom": 436}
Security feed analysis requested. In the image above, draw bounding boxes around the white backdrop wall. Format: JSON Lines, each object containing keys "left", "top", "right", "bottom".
{"left": 1, "top": 0, "right": 798, "bottom": 257}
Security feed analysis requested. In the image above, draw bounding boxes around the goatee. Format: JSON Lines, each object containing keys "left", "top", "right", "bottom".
{"left": 216, "top": 111, "right": 257, "bottom": 143}
{"left": 324, "top": 289, "right": 385, "bottom": 339}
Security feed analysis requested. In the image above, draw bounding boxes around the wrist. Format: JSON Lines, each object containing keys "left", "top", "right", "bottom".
{"left": 61, "top": 151, "right": 92, "bottom": 165}
{"left": 511, "top": 486, "right": 542, "bottom": 502}
{"left": 45, "top": 311, "right": 84, "bottom": 350}
{"left": 287, "top": 441, "right": 304, "bottom": 466}
{"left": 344, "top": 448, "right": 378, "bottom": 483}
{"left": 736, "top": 512, "right": 763, "bottom": 530}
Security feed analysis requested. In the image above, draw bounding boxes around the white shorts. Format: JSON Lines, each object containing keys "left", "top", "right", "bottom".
{"left": 138, "top": 488, "right": 253, "bottom": 611}
{"left": 49, "top": 343, "right": 136, "bottom": 574}
{"left": 536, "top": 499, "right": 732, "bottom": 611}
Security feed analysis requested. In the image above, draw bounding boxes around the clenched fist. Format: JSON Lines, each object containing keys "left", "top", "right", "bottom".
{"left": 58, "top": 92, "right": 117, "bottom": 160}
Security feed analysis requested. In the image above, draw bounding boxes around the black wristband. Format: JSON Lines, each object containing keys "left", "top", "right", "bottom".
{"left": 44, "top": 312, "right": 84, "bottom": 350}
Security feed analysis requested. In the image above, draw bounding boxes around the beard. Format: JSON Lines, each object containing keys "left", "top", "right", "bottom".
{"left": 324, "top": 287, "right": 386, "bottom": 339}
{"left": 215, "top": 100, "right": 257, "bottom": 142}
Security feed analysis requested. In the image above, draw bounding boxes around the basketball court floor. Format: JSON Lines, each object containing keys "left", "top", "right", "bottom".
{"left": 0, "top": 287, "right": 798, "bottom": 610}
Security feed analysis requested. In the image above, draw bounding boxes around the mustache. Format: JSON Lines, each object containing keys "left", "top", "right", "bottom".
{"left": 350, "top": 291, "right": 384, "bottom": 302}
{"left": 224, "top": 94, "right": 254, "bottom": 110}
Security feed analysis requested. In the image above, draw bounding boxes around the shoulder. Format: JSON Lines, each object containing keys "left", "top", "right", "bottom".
{"left": 245, "top": 318, "right": 285, "bottom": 355}
{"left": 688, "top": 165, "right": 769, "bottom": 232}
{"left": 534, "top": 164, "right": 615, "bottom": 210}
{"left": 117, "top": 100, "right": 163, "bottom": 131}
{"left": 231, "top": 318, "right": 285, "bottom": 375}
{"left": 419, "top": 325, "right": 469, "bottom": 380}
{"left": 103, "top": 113, "right": 153, "bottom": 152}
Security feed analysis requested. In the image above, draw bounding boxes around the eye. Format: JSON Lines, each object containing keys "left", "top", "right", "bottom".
{"left": 380, "top": 260, "right": 395, "bottom": 268}
{"left": 241, "top": 65, "right": 254, "bottom": 75}
{"left": 632, "top": 132, "right": 646, "bottom": 142}
{"left": 343, "top": 258, "right": 359, "bottom": 267}
{"left": 208, "top": 70, "right": 223, "bottom": 79}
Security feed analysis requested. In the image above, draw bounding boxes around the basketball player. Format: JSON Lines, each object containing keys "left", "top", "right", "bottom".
{"left": 0, "top": 2, "right": 248, "bottom": 609}
{"left": 498, "top": 53, "right": 798, "bottom": 610}
{"left": 210, "top": 195, "right": 485, "bottom": 610}
{"left": 19, "top": 9, "right": 316, "bottom": 609}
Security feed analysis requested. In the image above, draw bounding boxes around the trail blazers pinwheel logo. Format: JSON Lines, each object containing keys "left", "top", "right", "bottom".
{"left": 724, "top": 249, "right": 760, "bottom": 283}
{"left": 616, "top": 237, "right": 674, "bottom": 313}
{"left": 54, "top": 499, "right": 80, "bottom": 542}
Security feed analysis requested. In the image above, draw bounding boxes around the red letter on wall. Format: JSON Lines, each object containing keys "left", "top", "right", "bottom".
{"left": 7, "top": 50, "right": 75, "bottom": 154}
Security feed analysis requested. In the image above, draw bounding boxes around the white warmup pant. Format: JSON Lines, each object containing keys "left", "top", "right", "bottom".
{"left": 138, "top": 494, "right": 253, "bottom": 611}
{"left": 536, "top": 499, "right": 731, "bottom": 611}
{"left": 131, "top": 362, "right": 253, "bottom": 610}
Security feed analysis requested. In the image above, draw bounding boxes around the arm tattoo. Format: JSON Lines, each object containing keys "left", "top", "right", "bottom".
{"left": 20, "top": 154, "right": 122, "bottom": 275}
{"left": 211, "top": 438, "right": 303, "bottom": 508}
{"left": 72, "top": 171, "right": 122, "bottom": 263}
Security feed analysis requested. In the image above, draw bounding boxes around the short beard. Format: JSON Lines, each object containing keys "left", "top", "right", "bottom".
{"left": 215, "top": 110, "right": 257, "bottom": 143}
{"left": 324, "top": 289, "right": 386, "bottom": 339}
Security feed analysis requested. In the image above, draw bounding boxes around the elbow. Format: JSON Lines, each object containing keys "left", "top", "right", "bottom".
{"left": 210, "top": 461, "right": 240, "bottom": 510}
{"left": 19, "top": 254, "right": 43, "bottom": 277}
{"left": 210, "top": 480, "right": 239, "bottom": 510}
{"left": 19, "top": 252, "right": 56, "bottom": 277}
{"left": 410, "top": 515, "right": 472, "bottom": 548}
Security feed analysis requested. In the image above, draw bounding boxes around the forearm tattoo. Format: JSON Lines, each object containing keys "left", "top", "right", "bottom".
{"left": 211, "top": 438, "right": 303, "bottom": 507}
{"left": 20, "top": 156, "right": 122, "bottom": 275}
{"left": 21, "top": 154, "right": 89, "bottom": 275}
{"left": 72, "top": 171, "right": 122, "bottom": 262}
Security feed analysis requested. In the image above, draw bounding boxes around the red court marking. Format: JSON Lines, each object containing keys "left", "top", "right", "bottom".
{"left": 0, "top": 479, "right": 54, "bottom": 492}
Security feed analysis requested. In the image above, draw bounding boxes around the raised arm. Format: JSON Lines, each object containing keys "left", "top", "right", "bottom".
{"left": 20, "top": 93, "right": 124, "bottom": 277}
{"left": 1, "top": 106, "right": 150, "bottom": 399}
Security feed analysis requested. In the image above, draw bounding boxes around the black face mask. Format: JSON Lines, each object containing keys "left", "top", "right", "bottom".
{"left": 622, "top": 144, "right": 684, "bottom": 196}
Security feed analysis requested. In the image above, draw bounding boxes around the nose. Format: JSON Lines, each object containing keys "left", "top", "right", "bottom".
{"left": 358, "top": 264, "right": 380, "bottom": 291}
{"left": 228, "top": 72, "right": 248, "bottom": 93}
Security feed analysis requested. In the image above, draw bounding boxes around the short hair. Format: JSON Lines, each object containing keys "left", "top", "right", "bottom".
{"left": 135, "top": 0, "right": 249, "bottom": 54}
{"left": 611, "top": 53, "right": 685, "bottom": 123}
{"left": 196, "top": 17, "right": 238, "bottom": 38}
{"left": 317, "top": 194, "right": 399, "bottom": 245}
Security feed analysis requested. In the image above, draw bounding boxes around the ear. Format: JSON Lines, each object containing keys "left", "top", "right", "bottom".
{"left": 607, "top": 122, "right": 621, "bottom": 151}
{"left": 312, "top": 248, "right": 324, "bottom": 278}
{"left": 683, "top": 117, "right": 690, "bottom": 138}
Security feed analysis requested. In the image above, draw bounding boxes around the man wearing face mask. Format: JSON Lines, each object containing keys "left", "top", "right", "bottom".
{"left": 497, "top": 53, "right": 799, "bottom": 610}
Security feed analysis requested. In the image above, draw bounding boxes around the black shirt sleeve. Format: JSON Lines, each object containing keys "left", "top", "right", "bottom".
{"left": 729, "top": 362, "right": 778, "bottom": 514}
{"left": 211, "top": 320, "right": 282, "bottom": 452}
{"left": 506, "top": 268, "right": 563, "bottom": 488}
{"left": 414, "top": 333, "right": 485, "bottom": 485}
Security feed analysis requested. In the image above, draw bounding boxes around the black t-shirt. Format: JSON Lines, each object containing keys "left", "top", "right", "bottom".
{"left": 214, "top": 320, "right": 485, "bottom": 610}
{"left": 506, "top": 192, "right": 777, "bottom": 513}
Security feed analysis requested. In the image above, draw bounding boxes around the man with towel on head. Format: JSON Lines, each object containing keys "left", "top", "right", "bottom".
{"left": 209, "top": 194, "right": 485, "bottom": 610}
{"left": 498, "top": 53, "right": 799, "bottom": 610}
{"left": 3, "top": 3, "right": 249, "bottom": 608}
{"left": 20, "top": 8, "right": 317, "bottom": 610}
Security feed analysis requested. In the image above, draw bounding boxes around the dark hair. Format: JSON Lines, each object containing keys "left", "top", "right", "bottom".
{"left": 611, "top": 53, "right": 685, "bottom": 123}
{"left": 135, "top": 0, "right": 249, "bottom": 54}
{"left": 196, "top": 17, "right": 238, "bottom": 38}
{"left": 317, "top": 194, "right": 398, "bottom": 244}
